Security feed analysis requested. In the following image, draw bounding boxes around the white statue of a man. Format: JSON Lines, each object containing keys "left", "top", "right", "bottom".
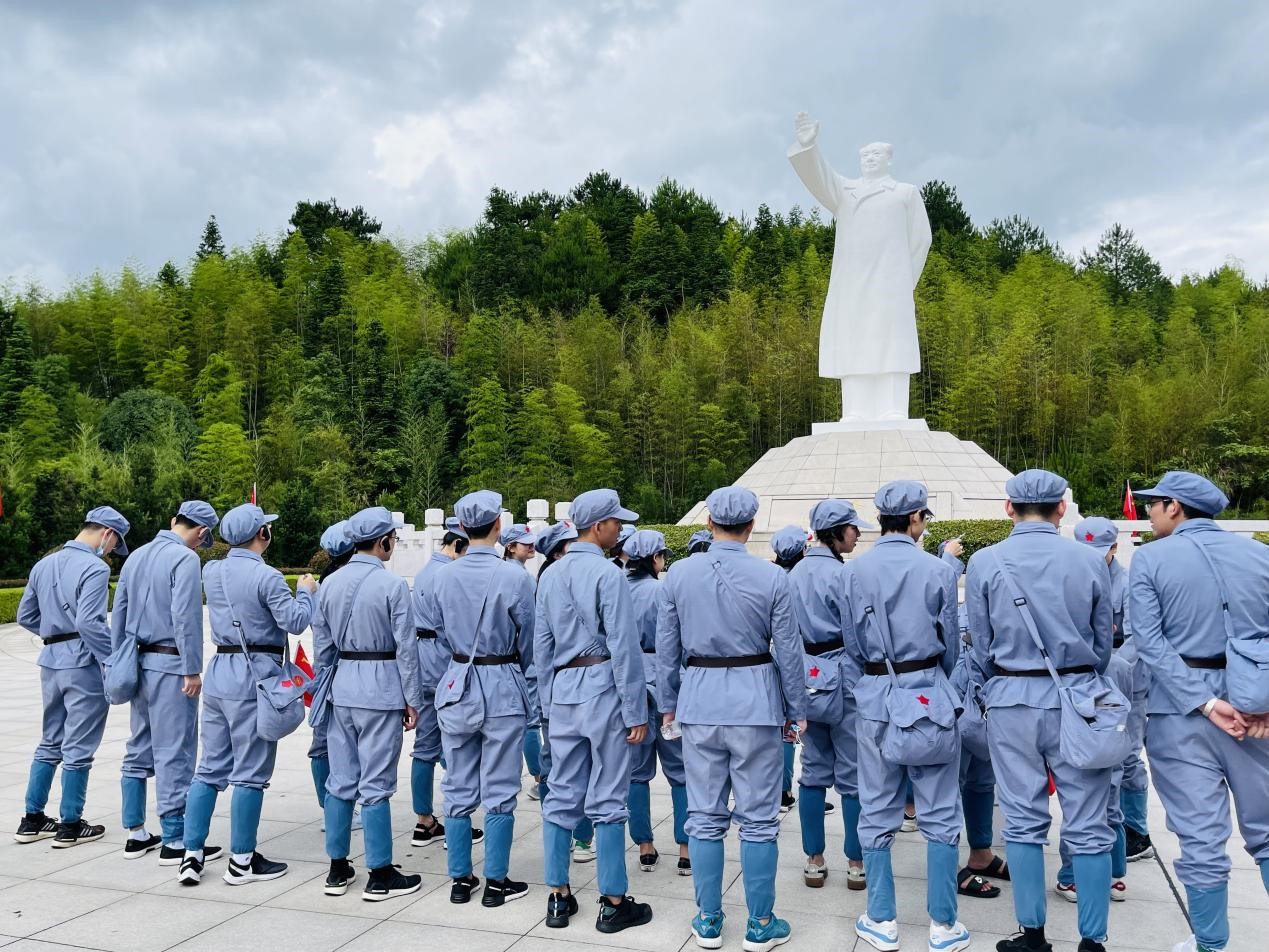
{"left": 788, "top": 112, "right": 932, "bottom": 424}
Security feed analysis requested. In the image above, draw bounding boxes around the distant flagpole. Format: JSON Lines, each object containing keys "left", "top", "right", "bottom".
{"left": 250, "top": 482, "right": 257, "bottom": 505}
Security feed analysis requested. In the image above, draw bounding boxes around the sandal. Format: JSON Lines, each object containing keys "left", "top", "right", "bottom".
{"left": 957, "top": 868, "right": 1001, "bottom": 899}
{"left": 968, "top": 854, "right": 1010, "bottom": 881}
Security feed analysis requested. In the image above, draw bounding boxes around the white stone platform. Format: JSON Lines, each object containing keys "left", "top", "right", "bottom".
{"left": 0, "top": 621, "right": 1263, "bottom": 952}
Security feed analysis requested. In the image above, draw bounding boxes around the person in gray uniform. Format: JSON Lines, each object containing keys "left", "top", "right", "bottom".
{"left": 847, "top": 481, "right": 971, "bottom": 952}
{"left": 178, "top": 504, "right": 317, "bottom": 886}
{"left": 1129, "top": 471, "right": 1269, "bottom": 952}
{"left": 114, "top": 500, "right": 220, "bottom": 865}
{"left": 15, "top": 506, "right": 130, "bottom": 848}
{"left": 966, "top": 470, "right": 1117, "bottom": 952}
{"left": 659, "top": 486, "right": 805, "bottom": 952}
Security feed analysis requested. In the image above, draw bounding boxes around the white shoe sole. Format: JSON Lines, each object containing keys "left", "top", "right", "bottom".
{"left": 1055, "top": 885, "right": 1078, "bottom": 903}
{"left": 930, "top": 935, "right": 971, "bottom": 952}
{"left": 122, "top": 845, "right": 159, "bottom": 860}
{"left": 324, "top": 873, "right": 356, "bottom": 896}
{"left": 14, "top": 832, "right": 56, "bottom": 844}
{"left": 52, "top": 832, "right": 105, "bottom": 848}
{"left": 224, "top": 868, "right": 289, "bottom": 885}
{"left": 178, "top": 870, "right": 201, "bottom": 886}
{"left": 695, "top": 933, "right": 724, "bottom": 949}
{"left": 855, "top": 926, "right": 900, "bottom": 952}
{"left": 572, "top": 854, "right": 596, "bottom": 864}
{"left": 742, "top": 934, "right": 790, "bottom": 952}
{"left": 362, "top": 880, "right": 422, "bottom": 902}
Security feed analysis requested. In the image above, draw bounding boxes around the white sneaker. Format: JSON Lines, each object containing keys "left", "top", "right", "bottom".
{"left": 1055, "top": 880, "right": 1078, "bottom": 902}
{"left": 929, "top": 920, "right": 971, "bottom": 952}
{"left": 1110, "top": 878, "right": 1127, "bottom": 901}
{"left": 526, "top": 779, "right": 541, "bottom": 801}
{"left": 855, "top": 914, "right": 900, "bottom": 952}
{"left": 802, "top": 861, "right": 827, "bottom": 888}
{"left": 571, "top": 839, "right": 595, "bottom": 863}
{"left": 1171, "top": 936, "right": 1201, "bottom": 952}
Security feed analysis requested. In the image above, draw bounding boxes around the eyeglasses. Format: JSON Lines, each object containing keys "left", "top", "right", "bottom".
{"left": 1144, "top": 497, "right": 1173, "bottom": 512}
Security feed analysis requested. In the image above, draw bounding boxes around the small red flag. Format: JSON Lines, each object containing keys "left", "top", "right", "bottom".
{"left": 294, "top": 642, "right": 316, "bottom": 707}
{"left": 250, "top": 482, "right": 258, "bottom": 505}
{"left": 1122, "top": 481, "right": 1137, "bottom": 520}
{"left": 1047, "top": 770, "right": 1056, "bottom": 796}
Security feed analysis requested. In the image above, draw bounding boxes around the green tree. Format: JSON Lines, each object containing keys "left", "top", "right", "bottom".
{"left": 461, "top": 378, "right": 510, "bottom": 493}
{"left": 197, "top": 215, "right": 226, "bottom": 260}
{"left": 289, "top": 198, "right": 382, "bottom": 252}
{"left": 191, "top": 422, "right": 253, "bottom": 513}
{"left": 0, "top": 314, "right": 35, "bottom": 419}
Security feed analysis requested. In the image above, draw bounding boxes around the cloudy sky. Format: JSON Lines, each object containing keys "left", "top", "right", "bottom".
{"left": 3, "top": 0, "right": 1268, "bottom": 291}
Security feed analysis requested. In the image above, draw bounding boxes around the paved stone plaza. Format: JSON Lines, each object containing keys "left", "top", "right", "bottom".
{"left": 0, "top": 622, "right": 1263, "bottom": 952}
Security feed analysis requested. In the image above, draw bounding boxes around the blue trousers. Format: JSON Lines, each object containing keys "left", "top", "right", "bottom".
{"left": 29, "top": 665, "right": 109, "bottom": 823}
{"left": 539, "top": 718, "right": 594, "bottom": 843}
{"left": 960, "top": 747, "right": 995, "bottom": 850}
{"left": 523, "top": 726, "right": 542, "bottom": 778}
{"left": 782, "top": 741, "right": 795, "bottom": 793}
{"left": 120, "top": 669, "right": 198, "bottom": 841}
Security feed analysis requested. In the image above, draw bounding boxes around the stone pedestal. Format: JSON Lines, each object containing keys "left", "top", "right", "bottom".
{"left": 679, "top": 428, "right": 1079, "bottom": 553}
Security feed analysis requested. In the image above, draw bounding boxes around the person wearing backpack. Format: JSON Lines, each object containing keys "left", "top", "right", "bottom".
{"left": 965, "top": 470, "right": 1117, "bottom": 952}
{"left": 430, "top": 492, "right": 537, "bottom": 908}
{"left": 312, "top": 506, "right": 425, "bottom": 902}
{"left": 846, "top": 481, "right": 970, "bottom": 952}
{"left": 1129, "top": 471, "right": 1269, "bottom": 952}
{"left": 177, "top": 504, "right": 317, "bottom": 887}
{"left": 113, "top": 500, "right": 220, "bottom": 864}
{"left": 15, "top": 506, "right": 131, "bottom": 849}
{"left": 658, "top": 486, "right": 806, "bottom": 952}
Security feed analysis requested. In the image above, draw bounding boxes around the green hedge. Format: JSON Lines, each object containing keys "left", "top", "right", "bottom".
{"left": 921, "top": 519, "right": 1014, "bottom": 560}
{"left": 640, "top": 524, "right": 707, "bottom": 564}
{"left": 1256, "top": 532, "right": 1269, "bottom": 546}
{"left": 0, "top": 588, "right": 21, "bottom": 626}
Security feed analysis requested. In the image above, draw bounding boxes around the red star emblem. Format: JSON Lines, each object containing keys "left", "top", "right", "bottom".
{"left": 809, "top": 665, "right": 820, "bottom": 678}
{"left": 293, "top": 673, "right": 304, "bottom": 685}
{"left": 917, "top": 694, "right": 930, "bottom": 705}
{"left": 1084, "top": 532, "right": 1095, "bottom": 542}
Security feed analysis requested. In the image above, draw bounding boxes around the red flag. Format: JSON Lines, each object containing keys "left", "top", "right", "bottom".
{"left": 250, "top": 482, "right": 258, "bottom": 505}
{"left": 294, "top": 642, "right": 316, "bottom": 707}
{"left": 1122, "top": 481, "right": 1138, "bottom": 520}
{"left": 1047, "top": 770, "right": 1056, "bottom": 796}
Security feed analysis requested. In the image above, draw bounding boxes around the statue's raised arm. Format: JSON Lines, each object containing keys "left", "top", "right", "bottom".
{"left": 787, "top": 112, "right": 843, "bottom": 213}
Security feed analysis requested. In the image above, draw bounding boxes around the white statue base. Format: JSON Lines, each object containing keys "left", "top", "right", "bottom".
{"left": 812, "top": 418, "right": 929, "bottom": 434}
{"left": 680, "top": 426, "right": 1082, "bottom": 554}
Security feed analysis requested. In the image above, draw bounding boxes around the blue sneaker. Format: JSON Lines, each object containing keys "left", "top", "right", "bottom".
{"left": 742, "top": 914, "right": 791, "bottom": 952}
{"left": 856, "top": 914, "right": 900, "bottom": 952}
{"left": 692, "top": 911, "right": 725, "bottom": 949}
{"left": 929, "top": 919, "right": 971, "bottom": 952}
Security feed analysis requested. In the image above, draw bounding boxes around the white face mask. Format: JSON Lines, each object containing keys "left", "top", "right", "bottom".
{"left": 94, "top": 532, "right": 111, "bottom": 557}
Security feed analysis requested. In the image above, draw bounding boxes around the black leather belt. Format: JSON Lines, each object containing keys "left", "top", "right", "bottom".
{"left": 686, "top": 652, "right": 773, "bottom": 668}
{"left": 863, "top": 654, "right": 941, "bottom": 676}
{"left": 1182, "top": 655, "right": 1226, "bottom": 669}
{"left": 416, "top": 628, "right": 438, "bottom": 640}
{"left": 138, "top": 644, "right": 180, "bottom": 656}
{"left": 805, "top": 638, "right": 844, "bottom": 657}
{"left": 555, "top": 654, "right": 609, "bottom": 674}
{"left": 217, "top": 644, "right": 284, "bottom": 656}
{"left": 42, "top": 633, "right": 80, "bottom": 646}
{"left": 453, "top": 652, "right": 520, "bottom": 666}
{"left": 338, "top": 650, "right": 396, "bottom": 661}
{"left": 997, "top": 664, "right": 1095, "bottom": 677}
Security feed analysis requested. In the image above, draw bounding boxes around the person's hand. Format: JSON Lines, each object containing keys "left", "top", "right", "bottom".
{"left": 794, "top": 111, "right": 819, "bottom": 147}
{"left": 1244, "top": 713, "right": 1269, "bottom": 740}
{"left": 1206, "top": 699, "right": 1248, "bottom": 739}
{"left": 403, "top": 704, "right": 419, "bottom": 731}
{"left": 662, "top": 712, "right": 676, "bottom": 727}
{"left": 943, "top": 538, "right": 964, "bottom": 559}
{"left": 627, "top": 724, "right": 648, "bottom": 744}
{"left": 297, "top": 573, "right": 318, "bottom": 594}
{"left": 182, "top": 675, "right": 202, "bottom": 698}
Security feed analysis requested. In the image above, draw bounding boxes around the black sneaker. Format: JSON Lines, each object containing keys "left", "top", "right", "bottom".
{"left": 481, "top": 877, "right": 528, "bottom": 907}
{"left": 1125, "top": 827, "right": 1154, "bottom": 862}
{"left": 224, "top": 852, "right": 289, "bottom": 885}
{"left": 412, "top": 818, "right": 445, "bottom": 848}
{"left": 546, "top": 890, "right": 579, "bottom": 928}
{"left": 324, "top": 859, "right": 356, "bottom": 896}
{"left": 160, "top": 843, "right": 222, "bottom": 867}
{"left": 779, "top": 792, "right": 795, "bottom": 814}
{"left": 677, "top": 856, "right": 692, "bottom": 876}
{"left": 123, "top": 833, "right": 162, "bottom": 859}
{"left": 178, "top": 854, "right": 204, "bottom": 886}
{"left": 639, "top": 849, "right": 659, "bottom": 872}
{"left": 363, "top": 864, "right": 422, "bottom": 902}
{"left": 442, "top": 826, "right": 483, "bottom": 850}
{"left": 997, "top": 927, "right": 1053, "bottom": 952}
{"left": 14, "top": 812, "right": 58, "bottom": 844}
{"left": 595, "top": 895, "right": 653, "bottom": 934}
{"left": 450, "top": 873, "right": 480, "bottom": 904}
{"left": 1077, "top": 940, "right": 1106, "bottom": 952}
{"left": 52, "top": 819, "right": 105, "bottom": 849}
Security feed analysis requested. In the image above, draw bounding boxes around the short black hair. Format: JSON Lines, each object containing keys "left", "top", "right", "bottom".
{"left": 83, "top": 521, "right": 107, "bottom": 532}
{"left": 625, "top": 555, "right": 660, "bottom": 579}
{"left": 688, "top": 540, "right": 711, "bottom": 554}
{"left": 713, "top": 520, "right": 754, "bottom": 534}
{"left": 464, "top": 519, "right": 499, "bottom": 540}
{"left": 878, "top": 513, "right": 913, "bottom": 535}
{"left": 442, "top": 531, "right": 468, "bottom": 552}
{"left": 1011, "top": 501, "right": 1060, "bottom": 519}
{"left": 320, "top": 549, "right": 353, "bottom": 582}
{"left": 774, "top": 551, "right": 804, "bottom": 572}
{"left": 174, "top": 515, "right": 201, "bottom": 532}
{"left": 814, "top": 525, "right": 849, "bottom": 558}
{"left": 1179, "top": 502, "right": 1214, "bottom": 520}
{"left": 354, "top": 532, "right": 395, "bottom": 554}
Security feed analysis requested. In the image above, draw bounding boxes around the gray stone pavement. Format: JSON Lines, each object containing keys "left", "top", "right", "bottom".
{"left": 0, "top": 621, "right": 1264, "bottom": 952}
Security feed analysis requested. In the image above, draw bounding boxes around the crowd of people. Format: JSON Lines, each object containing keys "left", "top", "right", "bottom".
{"left": 12, "top": 469, "right": 1269, "bottom": 952}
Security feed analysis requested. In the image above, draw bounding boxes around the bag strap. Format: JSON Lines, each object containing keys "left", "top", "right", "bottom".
{"left": 455, "top": 572, "right": 498, "bottom": 669}
{"left": 987, "top": 550, "right": 1065, "bottom": 693}
{"left": 50, "top": 550, "right": 75, "bottom": 618}
{"left": 860, "top": 583, "right": 902, "bottom": 688}
{"left": 559, "top": 576, "right": 608, "bottom": 655}
{"left": 217, "top": 563, "right": 252, "bottom": 658}
{"left": 333, "top": 566, "right": 375, "bottom": 657}
{"left": 1179, "top": 534, "right": 1237, "bottom": 642}
{"left": 708, "top": 555, "right": 771, "bottom": 639}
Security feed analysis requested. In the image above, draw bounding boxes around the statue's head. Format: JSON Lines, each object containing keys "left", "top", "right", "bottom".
{"left": 859, "top": 142, "right": 893, "bottom": 176}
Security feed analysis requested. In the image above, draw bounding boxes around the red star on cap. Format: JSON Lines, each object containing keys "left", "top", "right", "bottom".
{"left": 917, "top": 694, "right": 930, "bottom": 705}
{"left": 809, "top": 665, "right": 821, "bottom": 678}
{"left": 1085, "top": 531, "right": 1095, "bottom": 541}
